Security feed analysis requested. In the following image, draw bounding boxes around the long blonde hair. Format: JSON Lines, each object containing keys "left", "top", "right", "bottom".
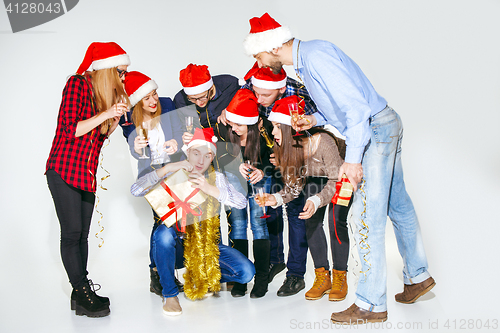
{"left": 90, "top": 68, "right": 129, "bottom": 135}
{"left": 132, "top": 95, "right": 162, "bottom": 130}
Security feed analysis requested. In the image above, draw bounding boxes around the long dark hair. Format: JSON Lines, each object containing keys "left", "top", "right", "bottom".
{"left": 273, "top": 126, "right": 339, "bottom": 190}
{"left": 273, "top": 124, "right": 306, "bottom": 189}
{"left": 227, "top": 119, "right": 261, "bottom": 166}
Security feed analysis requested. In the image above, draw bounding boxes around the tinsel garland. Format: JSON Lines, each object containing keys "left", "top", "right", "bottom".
{"left": 183, "top": 166, "right": 221, "bottom": 300}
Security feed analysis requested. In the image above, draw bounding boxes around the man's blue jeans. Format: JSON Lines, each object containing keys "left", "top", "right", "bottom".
{"left": 351, "top": 106, "right": 430, "bottom": 312}
{"left": 152, "top": 224, "right": 255, "bottom": 298}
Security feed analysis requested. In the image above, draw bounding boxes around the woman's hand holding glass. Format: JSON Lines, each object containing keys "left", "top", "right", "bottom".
{"left": 134, "top": 133, "right": 148, "bottom": 155}
{"left": 182, "top": 132, "right": 194, "bottom": 145}
{"left": 105, "top": 102, "right": 127, "bottom": 120}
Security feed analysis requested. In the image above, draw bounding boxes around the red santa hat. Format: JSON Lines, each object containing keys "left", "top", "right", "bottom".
{"left": 76, "top": 42, "right": 130, "bottom": 75}
{"left": 244, "top": 61, "right": 286, "bottom": 90}
{"left": 187, "top": 127, "right": 218, "bottom": 154}
{"left": 179, "top": 64, "right": 214, "bottom": 95}
{"left": 226, "top": 89, "right": 259, "bottom": 125}
{"left": 243, "top": 13, "right": 293, "bottom": 56}
{"left": 123, "top": 71, "right": 158, "bottom": 107}
{"left": 268, "top": 95, "right": 305, "bottom": 126}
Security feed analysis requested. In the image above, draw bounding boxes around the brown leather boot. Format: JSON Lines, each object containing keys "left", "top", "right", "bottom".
{"left": 331, "top": 303, "right": 387, "bottom": 324}
{"left": 305, "top": 267, "right": 331, "bottom": 300}
{"left": 329, "top": 269, "right": 347, "bottom": 301}
{"left": 395, "top": 277, "right": 436, "bottom": 304}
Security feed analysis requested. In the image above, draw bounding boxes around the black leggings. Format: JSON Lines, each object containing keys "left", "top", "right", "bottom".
{"left": 46, "top": 169, "right": 95, "bottom": 288}
{"left": 304, "top": 177, "right": 351, "bottom": 272}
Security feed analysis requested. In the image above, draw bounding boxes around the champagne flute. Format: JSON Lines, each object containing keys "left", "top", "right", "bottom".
{"left": 139, "top": 122, "right": 149, "bottom": 159}
{"left": 245, "top": 160, "right": 253, "bottom": 183}
{"left": 120, "top": 96, "right": 133, "bottom": 126}
{"left": 289, "top": 102, "right": 302, "bottom": 137}
{"left": 256, "top": 187, "right": 271, "bottom": 219}
{"left": 185, "top": 116, "right": 193, "bottom": 134}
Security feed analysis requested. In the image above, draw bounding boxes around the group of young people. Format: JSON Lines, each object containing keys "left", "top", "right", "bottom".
{"left": 46, "top": 13, "right": 435, "bottom": 323}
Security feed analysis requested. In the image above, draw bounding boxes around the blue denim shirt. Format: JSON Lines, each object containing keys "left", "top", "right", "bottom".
{"left": 292, "top": 39, "right": 387, "bottom": 163}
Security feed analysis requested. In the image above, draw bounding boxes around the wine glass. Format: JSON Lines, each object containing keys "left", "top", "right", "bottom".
{"left": 139, "top": 122, "right": 149, "bottom": 159}
{"left": 256, "top": 187, "right": 271, "bottom": 219}
{"left": 289, "top": 102, "right": 303, "bottom": 137}
{"left": 120, "top": 96, "right": 133, "bottom": 126}
{"left": 185, "top": 116, "right": 194, "bottom": 134}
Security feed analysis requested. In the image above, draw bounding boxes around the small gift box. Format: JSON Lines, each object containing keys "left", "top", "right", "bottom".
{"left": 145, "top": 169, "right": 207, "bottom": 231}
{"left": 331, "top": 174, "right": 353, "bottom": 207}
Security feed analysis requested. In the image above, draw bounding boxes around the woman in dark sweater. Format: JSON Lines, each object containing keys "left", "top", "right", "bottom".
{"left": 224, "top": 89, "right": 273, "bottom": 299}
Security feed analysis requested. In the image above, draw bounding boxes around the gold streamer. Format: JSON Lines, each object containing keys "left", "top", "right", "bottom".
{"left": 357, "top": 179, "right": 371, "bottom": 281}
{"left": 93, "top": 137, "right": 111, "bottom": 248}
{"left": 183, "top": 166, "right": 221, "bottom": 300}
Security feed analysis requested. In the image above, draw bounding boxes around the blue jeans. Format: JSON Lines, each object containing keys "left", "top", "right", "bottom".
{"left": 152, "top": 224, "right": 255, "bottom": 298}
{"left": 351, "top": 106, "right": 430, "bottom": 312}
{"left": 268, "top": 176, "right": 285, "bottom": 264}
{"left": 229, "top": 175, "right": 271, "bottom": 240}
{"left": 151, "top": 224, "right": 184, "bottom": 298}
{"left": 219, "top": 244, "right": 255, "bottom": 283}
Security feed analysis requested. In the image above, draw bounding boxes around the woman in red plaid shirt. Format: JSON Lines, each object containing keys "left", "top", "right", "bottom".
{"left": 46, "top": 42, "right": 130, "bottom": 318}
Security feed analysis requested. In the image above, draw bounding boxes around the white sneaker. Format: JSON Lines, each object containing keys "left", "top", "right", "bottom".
{"left": 162, "top": 296, "right": 182, "bottom": 316}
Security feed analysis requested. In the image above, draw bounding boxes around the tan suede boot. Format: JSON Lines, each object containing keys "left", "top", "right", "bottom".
{"left": 305, "top": 267, "right": 331, "bottom": 300}
{"left": 329, "top": 269, "right": 347, "bottom": 301}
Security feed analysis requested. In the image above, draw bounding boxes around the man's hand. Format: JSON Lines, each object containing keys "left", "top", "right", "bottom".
{"left": 292, "top": 114, "right": 316, "bottom": 132}
{"left": 338, "top": 162, "right": 363, "bottom": 190}
{"left": 217, "top": 108, "right": 228, "bottom": 126}
{"left": 163, "top": 139, "right": 178, "bottom": 155}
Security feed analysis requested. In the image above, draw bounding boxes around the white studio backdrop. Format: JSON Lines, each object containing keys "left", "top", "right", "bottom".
{"left": 1, "top": 0, "right": 500, "bottom": 332}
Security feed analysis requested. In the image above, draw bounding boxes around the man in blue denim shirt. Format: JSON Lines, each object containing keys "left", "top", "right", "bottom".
{"left": 243, "top": 13, "right": 435, "bottom": 323}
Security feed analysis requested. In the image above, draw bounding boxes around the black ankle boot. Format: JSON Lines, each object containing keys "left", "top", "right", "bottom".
{"left": 174, "top": 276, "right": 184, "bottom": 292}
{"left": 277, "top": 276, "right": 305, "bottom": 297}
{"left": 150, "top": 268, "right": 162, "bottom": 296}
{"left": 71, "top": 279, "right": 109, "bottom": 310}
{"left": 74, "top": 281, "right": 110, "bottom": 317}
{"left": 250, "top": 239, "right": 270, "bottom": 298}
{"left": 268, "top": 262, "right": 286, "bottom": 283}
{"left": 230, "top": 239, "right": 248, "bottom": 297}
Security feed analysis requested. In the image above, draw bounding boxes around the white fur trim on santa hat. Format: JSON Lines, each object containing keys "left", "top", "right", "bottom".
{"left": 226, "top": 110, "right": 259, "bottom": 125}
{"left": 243, "top": 26, "right": 293, "bottom": 56}
{"left": 187, "top": 139, "right": 217, "bottom": 154}
{"left": 129, "top": 80, "right": 158, "bottom": 107}
{"left": 183, "top": 78, "right": 213, "bottom": 96}
{"left": 251, "top": 76, "right": 286, "bottom": 89}
{"left": 268, "top": 112, "right": 292, "bottom": 126}
{"left": 92, "top": 54, "right": 131, "bottom": 71}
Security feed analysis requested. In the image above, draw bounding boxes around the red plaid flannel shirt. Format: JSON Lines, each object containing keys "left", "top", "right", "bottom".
{"left": 46, "top": 74, "right": 106, "bottom": 192}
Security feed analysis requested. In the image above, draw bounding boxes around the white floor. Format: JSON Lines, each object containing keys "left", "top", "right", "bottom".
{"left": 2, "top": 210, "right": 452, "bottom": 333}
